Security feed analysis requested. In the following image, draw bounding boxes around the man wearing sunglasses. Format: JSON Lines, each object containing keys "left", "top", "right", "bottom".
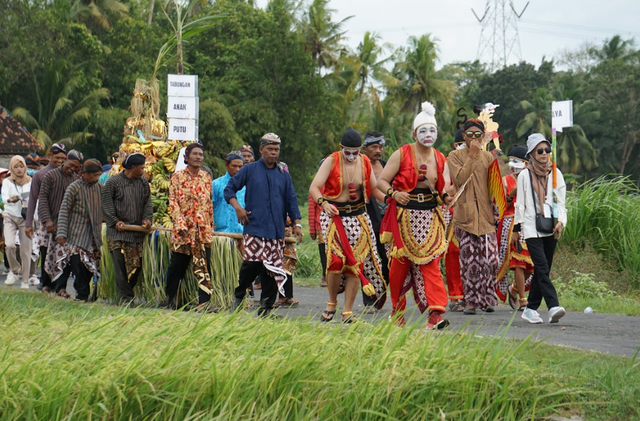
{"left": 448, "top": 119, "right": 500, "bottom": 315}
{"left": 377, "top": 101, "right": 453, "bottom": 330}
{"left": 310, "top": 128, "right": 387, "bottom": 323}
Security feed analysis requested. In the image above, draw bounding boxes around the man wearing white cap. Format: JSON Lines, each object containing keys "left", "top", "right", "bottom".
{"left": 514, "top": 133, "right": 567, "bottom": 324}
{"left": 378, "top": 101, "right": 453, "bottom": 330}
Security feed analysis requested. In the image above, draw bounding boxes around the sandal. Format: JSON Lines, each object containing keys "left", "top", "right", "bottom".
{"left": 320, "top": 301, "right": 337, "bottom": 322}
{"left": 518, "top": 298, "right": 527, "bottom": 312}
{"left": 341, "top": 311, "right": 358, "bottom": 324}
{"left": 278, "top": 298, "right": 299, "bottom": 307}
{"left": 449, "top": 300, "right": 465, "bottom": 312}
{"left": 57, "top": 289, "right": 71, "bottom": 299}
{"left": 507, "top": 285, "right": 518, "bottom": 310}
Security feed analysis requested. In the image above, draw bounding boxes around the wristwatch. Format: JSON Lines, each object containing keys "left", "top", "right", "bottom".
{"left": 294, "top": 223, "right": 303, "bottom": 229}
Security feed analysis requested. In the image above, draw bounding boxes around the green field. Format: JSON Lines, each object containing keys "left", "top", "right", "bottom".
{"left": 1, "top": 289, "right": 638, "bottom": 421}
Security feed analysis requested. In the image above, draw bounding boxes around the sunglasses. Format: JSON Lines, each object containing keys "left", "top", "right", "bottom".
{"left": 536, "top": 148, "right": 552, "bottom": 155}
{"left": 464, "top": 131, "right": 483, "bottom": 138}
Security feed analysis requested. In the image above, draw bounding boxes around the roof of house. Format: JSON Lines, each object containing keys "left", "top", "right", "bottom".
{"left": 0, "top": 102, "right": 43, "bottom": 155}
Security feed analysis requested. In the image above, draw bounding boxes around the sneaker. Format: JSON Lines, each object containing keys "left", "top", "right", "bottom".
{"left": 548, "top": 306, "right": 566, "bottom": 324}
{"left": 521, "top": 307, "right": 543, "bottom": 324}
{"left": 20, "top": 282, "right": 30, "bottom": 289}
{"left": 5, "top": 271, "right": 18, "bottom": 285}
{"left": 29, "top": 275, "right": 40, "bottom": 286}
{"left": 426, "top": 312, "right": 450, "bottom": 330}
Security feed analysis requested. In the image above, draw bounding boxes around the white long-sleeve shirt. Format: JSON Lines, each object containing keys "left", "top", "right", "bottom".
{"left": 1, "top": 178, "right": 31, "bottom": 219}
{"left": 514, "top": 168, "right": 567, "bottom": 239}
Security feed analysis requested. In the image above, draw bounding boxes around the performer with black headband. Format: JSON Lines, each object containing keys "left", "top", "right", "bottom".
{"left": 448, "top": 119, "right": 499, "bottom": 315}
{"left": 102, "top": 152, "right": 153, "bottom": 305}
{"left": 225, "top": 133, "right": 302, "bottom": 318}
{"left": 378, "top": 101, "right": 452, "bottom": 330}
{"left": 55, "top": 159, "right": 103, "bottom": 302}
{"left": 310, "top": 128, "right": 387, "bottom": 323}
{"left": 361, "top": 131, "right": 389, "bottom": 311}
{"left": 163, "top": 142, "right": 215, "bottom": 311}
{"left": 212, "top": 151, "right": 245, "bottom": 234}
{"left": 38, "top": 149, "right": 83, "bottom": 296}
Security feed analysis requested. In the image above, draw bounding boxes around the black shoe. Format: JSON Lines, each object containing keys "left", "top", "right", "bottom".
{"left": 463, "top": 308, "right": 476, "bottom": 315}
{"left": 483, "top": 307, "right": 495, "bottom": 313}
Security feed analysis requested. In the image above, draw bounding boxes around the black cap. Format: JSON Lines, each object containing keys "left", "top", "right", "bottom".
{"left": 340, "top": 128, "right": 362, "bottom": 148}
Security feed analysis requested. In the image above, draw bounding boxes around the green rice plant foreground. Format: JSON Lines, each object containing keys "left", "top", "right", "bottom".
{"left": 1, "top": 290, "right": 639, "bottom": 420}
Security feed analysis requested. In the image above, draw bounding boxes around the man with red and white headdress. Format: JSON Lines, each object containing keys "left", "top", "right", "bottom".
{"left": 378, "top": 101, "right": 453, "bottom": 330}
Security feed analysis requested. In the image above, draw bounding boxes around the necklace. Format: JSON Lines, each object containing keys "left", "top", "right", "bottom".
{"left": 415, "top": 144, "right": 432, "bottom": 182}
{"left": 344, "top": 154, "right": 359, "bottom": 201}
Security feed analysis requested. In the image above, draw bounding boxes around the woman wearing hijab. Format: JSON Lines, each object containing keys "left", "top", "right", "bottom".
{"left": 513, "top": 133, "right": 567, "bottom": 324}
{"left": 1, "top": 156, "right": 34, "bottom": 288}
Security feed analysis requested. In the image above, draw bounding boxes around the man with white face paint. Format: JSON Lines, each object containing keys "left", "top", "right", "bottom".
{"left": 378, "top": 102, "right": 453, "bottom": 330}
{"left": 310, "top": 128, "right": 387, "bottom": 323}
{"left": 496, "top": 145, "right": 534, "bottom": 311}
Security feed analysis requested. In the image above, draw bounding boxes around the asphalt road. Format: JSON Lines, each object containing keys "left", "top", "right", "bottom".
{"left": 2, "top": 274, "right": 639, "bottom": 358}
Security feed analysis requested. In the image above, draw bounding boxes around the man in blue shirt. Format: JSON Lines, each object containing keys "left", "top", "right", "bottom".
{"left": 225, "top": 133, "right": 303, "bottom": 317}
{"left": 212, "top": 151, "right": 245, "bottom": 234}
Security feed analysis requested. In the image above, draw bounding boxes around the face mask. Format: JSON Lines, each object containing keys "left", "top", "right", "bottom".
{"left": 342, "top": 148, "right": 360, "bottom": 162}
{"left": 509, "top": 158, "right": 526, "bottom": 174}
{"left": 455, "top": 143, "right": 466, "bottom": 150}
{"left": 416, "top": 125, "right": 437, "bottom": 147}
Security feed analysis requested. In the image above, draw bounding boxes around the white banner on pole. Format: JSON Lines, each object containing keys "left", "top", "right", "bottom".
{"left": 552, "top": 100, "right": 573, "bottom": 132}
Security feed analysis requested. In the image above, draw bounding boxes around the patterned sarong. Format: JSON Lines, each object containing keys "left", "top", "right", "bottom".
{"left": 46, "top": 242, "right": 101, "bottom": 282}
{"left": 107, "top": 239, "right": 144, "bottom": 282}
{"left": 320, "top": 211, "right": 386, "bottom": 306}
{"left": 173, "top": 243, "right": 213, "bottom": 295}
{"left": 495, "top": 216, "right": 533, "bottom": 301}
{"left": 455, "top": 227, "right": 499, "bottom": 309}
{"left": 282, "top": 227, "right": 298, "bottom": 276}
{"left": 243, "top": 234, "right": 287, "bottom": 295}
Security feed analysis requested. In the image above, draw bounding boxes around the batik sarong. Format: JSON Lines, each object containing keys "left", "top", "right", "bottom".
{"left": 107, "top": 239, "right": 144, "bottom": 282}
{"left": 382, "top": 206, "right": 448, "bottom": 314}
{"left": 243, "top": 234, "right": 287, "bottom": 295}
{"left": 282, "top": 227, "right": 298, "bottom": 276}
{"left": 495, "top": 215, "right": 534, "bottom": 301}
{"left": 320, "top": 211, "right": 386, "bottom": 307}
{"left": 455, "top": 227, "right": 499, "bottom": 309}
{"left": 173, "top": 242, "right": 213, "bottom": 295}
{"left": 47, "top": 242, "right": 101, "bottom": 282}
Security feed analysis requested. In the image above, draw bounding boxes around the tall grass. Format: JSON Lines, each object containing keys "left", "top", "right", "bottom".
{"left": 97, "top": 231, "right": 241, "bottom": 308}
{"left": 562, "top": 176, "right": 640, "bottom": 288}
{"left": 0, "top": 289, "right": 615, "bottom": 421}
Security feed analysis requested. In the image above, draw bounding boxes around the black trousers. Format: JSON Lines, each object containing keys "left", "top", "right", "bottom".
{"left": 318, "top": 242, "right": 327, "bottom": 276}
{"left": 525, "top": 235, "right": 559, "bottom": 310}
{"left": 278, "top": 273, "right": 294, "bottom": 299}
{"left": 39, "top": 246, "right": 53, "bottom": 288}
{"left": 70, "top": 254, "right": 92, "bottom": 301}
{"left": 165, "top": 249, "right": 212, "bottom": 305}
{"left": 235, "top": 261, "right": 277, "bottom": 312}
{"left": 54, "top": 260, "right": 73, "bottom": 293}
{"left": 111, "top": 249, "right": 142, "bottom": 303}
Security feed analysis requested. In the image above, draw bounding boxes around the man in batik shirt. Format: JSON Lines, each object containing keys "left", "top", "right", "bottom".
{"left": 378, "top": 102, "right": 452, "bottom": 330}
{"left": 225, "top": 133, "right": 302, "bottom": 317}
{"left": 310, "top": 128, "right": 387, "bottom": 324}
{"left": 55, "top": 160, "right": 103, "bottom": 302}
{"left": 164, "top": 142, "right": 215, "bottom": 311}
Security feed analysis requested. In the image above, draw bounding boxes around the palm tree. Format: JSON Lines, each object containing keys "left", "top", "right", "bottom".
{"left": 589, "top": 35, "right": 638, "bottom": 63}
{"left": 298, "top": 0, "right": 352, "bottom": 73}
{"left": 385, "top": 35, "right": 455, "bottom": 116}
{"left": 515, "top": 88, "right": 553, "bottom": 139}
{"left": 70, "top": 0, "right": 129, "bottom": 32}
{"left": 11, "top": 62, "right": 109, "bottom": 152}
{"left": 350, "top": 31, "right": 389, "bottom": 124}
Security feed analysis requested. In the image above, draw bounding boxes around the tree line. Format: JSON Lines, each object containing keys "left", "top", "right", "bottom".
{"left": 1, "top": 0, "right": 639, "bottom": 190}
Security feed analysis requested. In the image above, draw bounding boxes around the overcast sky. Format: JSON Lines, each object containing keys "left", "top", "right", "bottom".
{"left": 256, "top": 0, "right": 640, "bottom": 69}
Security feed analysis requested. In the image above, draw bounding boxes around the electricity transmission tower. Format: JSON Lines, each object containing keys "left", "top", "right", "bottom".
{"left": 472, "top": 1, "right": 530, "bottom": 71}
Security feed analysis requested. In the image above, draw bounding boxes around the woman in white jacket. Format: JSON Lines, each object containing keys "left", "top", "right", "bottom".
{"left": 513, "top": 133, "right": 567, "bottom": 324}
{"left": 1, "top": 156, "right": 33, "bottom": 288}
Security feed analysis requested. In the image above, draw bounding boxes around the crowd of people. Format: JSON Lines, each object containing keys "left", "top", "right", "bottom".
{"left": 0, "top": 100, "right": 568, "bottom": 327}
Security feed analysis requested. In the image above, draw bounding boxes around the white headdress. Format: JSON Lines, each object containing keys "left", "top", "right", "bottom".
{"left": 412, "top": 101, "right": 437, "bottom": 131}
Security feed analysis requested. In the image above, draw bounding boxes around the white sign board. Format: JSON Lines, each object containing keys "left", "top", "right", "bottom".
{"left": 552, "top": 100, "right": 573, "bottom": 132}
{"left": 167, "top": 96, "right": 199, "bottom": 119}
{"left": 167, "top": 74, "right": 198, "bottom": 97}
{"left": 168, "top": 118, "right": 198, "bottom": 141}
{"left": 174, "top": 147, "right": 187, "bottom": 172}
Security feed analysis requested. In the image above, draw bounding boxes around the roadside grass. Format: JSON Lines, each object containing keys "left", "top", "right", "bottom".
{"left": 1, "top": 289, "right": 639, "bottom": 421}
